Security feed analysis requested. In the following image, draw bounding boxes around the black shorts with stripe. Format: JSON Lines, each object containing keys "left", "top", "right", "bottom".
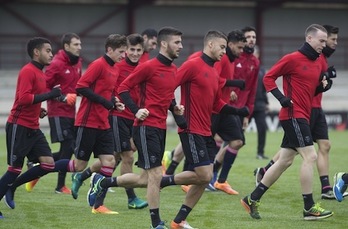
{"left": 74, "top": 126, "right": 114, "bottom": 161}
{"left": 48, "top": 117, "right": 75, "bottom": 143}
{"left": 109, "top": 115, "right": 134, "bottom": 153}
{"left": 211, "top": 113, "right": 245, "bottom": 143}
{"left": 179, "top": 132, "right": 216, "bottom": 171}
{"left": 280, "top": 118, "right": 313, "bottom": 149}
{"left": 310, "top": 108, "right": 329, "bottom": 141}
{"left": 6, "top": 122, "right": 52, "bottom": 167}
{"left": 133, "top": 126, "right": 166, "bottom": 170}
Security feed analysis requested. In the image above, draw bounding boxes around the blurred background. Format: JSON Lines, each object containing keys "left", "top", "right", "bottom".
{"left": 0, "top": 0, "right": 347, "bottom": 130}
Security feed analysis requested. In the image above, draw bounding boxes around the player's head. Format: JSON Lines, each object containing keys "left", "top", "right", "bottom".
{"left": 226, "top": 30, "right": 246, "bottom": 59}
{"left": 203, "top": 30, "right": 227, "bottom": 61}
{"left": 241, "top": 26, "right": 257, "bottom": 53}
{"left": 305, "top": 24, "right": 327, "bottom": 54}
{"left": 61, "top": 32, "right": 81, "bottom": 57}
{"left": 105, "top": 34, "right": 127, "bottom": 63}
{"left": 126, "top": 33, "right": 144, "bottom": 63}
{"left": 142, "top": 28, "right": 158, "bottom": 52}
{"left": 27, "top": 37, "right": 53, "bottom": 65}
{"left": 322, "top": 24, "right": 339, "bottom": 57}
{"left": 158, "top": 26, "right": 183, "bottom": 60}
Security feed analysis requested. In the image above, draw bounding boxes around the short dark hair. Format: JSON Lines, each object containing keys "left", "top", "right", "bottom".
{"left": 105, "top": 34, "right": 127, "bottom": 52}
{"left": 227, "top": 30, "right": 246, "bottom": 43}
{"left": 27, "top": 37, "right": 51, "bottom": 59}
{"left": 61, "top": 32, "right": 80, "bottom": 49}
{"left": 322, "top": 24, "right": 339, "bottom": 36}
{"left": 157, "top": 27, "right": 183, "bottom": 43}
{"left": 241, "top": 26, "right": 256, "bottom": 34}
{"left": 141, "top": 28, "right": 158, "bottom": 39}
{"left": 204, "top": 30, "right": 227, "bottom": 46}
{"left": 127, "top": 33, "right": 144, "bottom": 47}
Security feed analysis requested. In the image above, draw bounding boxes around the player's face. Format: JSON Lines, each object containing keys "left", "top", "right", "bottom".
{"left": 65, "top": 37, "right": 82, "bottom": 57}
{"left": 211, "top": 38, "right": 227, "bottom": 61}
{"left": 127, "top": 44, "right": 144, "bottom": 63}
{"left": 308, "top": 30, "right": 327, "bottom": 54}
{"left": 326, "top": 33, "right": 338, "bottom": 50}
{"left": 144, "top": 36, "right": 157, "bottom": 52}
{"left": 109, "top": 45, "right": 127, "bottom": 63}
{"left": 244, "top": 31, "right": 256, "bottom": 48}
{"left": 37, "top": 43, "right": 53, "bottom": 65}
{"left": 166, "top": 35, "right": 183, "bottom": 60}
{"left": 229, "top": 40, "right": 245, "bottom": 58}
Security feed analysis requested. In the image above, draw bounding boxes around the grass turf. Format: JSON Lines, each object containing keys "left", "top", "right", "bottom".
{"left": 0, "top": 130, "right": 347, "bottom": 228}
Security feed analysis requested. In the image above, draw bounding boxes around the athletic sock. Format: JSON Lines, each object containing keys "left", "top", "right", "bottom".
{"left": 217, "top": 147, "right": 237, "bottom": 183}
{"left": 264, "top": 160, "right": 274, "bottom": 171}
{"left": 302, "top": 193, "right": 315, "bottom": 210}
{"left": 125, "top": 188, "right": 136, "bottom": 200}
{"left": 166, "top": 160, "right": 179, "bottom": 175}
{"left": 150, "top": 208, "right": 161, "bottom": 227}
{"left": 342, "top": 173, "right": 348, "bottom": 183}
{"left": 174, "top": 205, "right": 192, "bottom": 223}
{"left": 160, "top": 175, "right": 175, "bottom": 188}
{"left": 0, "top": 169, "right": 20, "bottom": 199}
{"left": 319, "top": 175, "right": 331, "bottom": 192}
{"left": 80, "top": 167, "right": 92, "bottom": 181}
{"left": 250, "top": 182, "right": 269, "bottom": 201}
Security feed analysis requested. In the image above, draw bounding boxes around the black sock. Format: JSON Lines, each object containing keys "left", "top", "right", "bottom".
{"left": 54, "top": 159, "right": 69, "bottom": 172}
{"left": 213, "top": 161, "right": 222, "bottom": 173}
{"left": 303, "top": 193, "right": 314, "bottom": 211}
{"left": 150, "top": 208, "right": 161, "bottom": 227}
{"left": 56, "top": 171, "right": 66, "bottom": 189}
{"left": 13, "top": 166, "right": 50, "bottom": 188}
{"left": 160, "top": 175, "right": 175, "bottom": 188}
{"left": 218, "top": 151, "right": 236, "bottom": 183}
{"left": 264, "top": 160, "right": 274, "bottom": 171}
{"left": 319, "top": 175, "right": 331, "bottom": 192}
{"left": 0, "top": 171, "right": 20, "bottom": 199}
{"left": 101, "top": 177, "right": 118, "bottom": 188}
{"left": 342, "top": 173, "right": 348, "bottom": 183}
{"left": 250, "top": 182, "right": 269, "bottom": 201}
{"left": 174, "top": 205, "right": 192, "bottom": 223}
{"left": 125, "top": 188, "right": 136, "bottom": 200}
{"left": 166, "top": 161, "right": 179, "bottom": 175}
{"left": 80, "top": 168, "right": 92, "bottom": 181}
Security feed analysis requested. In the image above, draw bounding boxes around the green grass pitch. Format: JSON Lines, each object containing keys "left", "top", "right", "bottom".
{"left": 0, "top": 130, "right": 347, "bottom": 228}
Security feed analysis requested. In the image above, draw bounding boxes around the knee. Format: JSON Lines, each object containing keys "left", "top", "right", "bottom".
{"left": 230, "top": 140, "right": 243, "bottom": 149}
{"left": 318, "top": 140, "right": 331, "bottom": 154}
{"left": 121, "top": 152, "right": 134, "bottom": 165}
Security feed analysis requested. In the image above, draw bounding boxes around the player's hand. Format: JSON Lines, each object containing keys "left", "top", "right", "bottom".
{"left": 135, "top": 108, "right": 149, "bottom": 121}
{"left": 230, "top": 91, "right": 238, "bottom": 101}
{"left": 50, "top": 84, "right": 62, "bottom": 98}
{"left": 279, "top": 97, "right": 292, "bottom": 107}
{"left": 66, "top": 93, "right": 77, "bottom": 106}
{"left": 173, "top": 104, "right": 184, "bottom": 115}
{"left": 40, "top": 107, "right": 47, "bottom": 119}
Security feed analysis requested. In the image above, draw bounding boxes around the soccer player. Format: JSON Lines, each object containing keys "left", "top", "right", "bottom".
{"left": 72, "top": 33, "right": 148, "bottom": 209}
{"left": 4, "top": 34, "right": 126, "bottom": 214}
{"left": 254, "top": 25, "right": 344, "bottom": 200}
{"left": 139, "top": 28, "right": 158, "bottom": 62}
{"left": 212, "top": 26, "right": 260, "bottom": 194}
{"left": 87, "top": 27, "right": 184, "bottom": 229}
{"left": 240, "top": 24, "right": 333, "bottom": 220}
{"left": 0, "top": 37, "right": 62, "bottom": 214}
{"left": 159, "top": 30, "right": 249, "bottom": 228}
{"left": 209, "top": 29, "right": 247, "bottom": 194}
{"left": 25, "top": 33, "right": 82, "bottom": 194}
